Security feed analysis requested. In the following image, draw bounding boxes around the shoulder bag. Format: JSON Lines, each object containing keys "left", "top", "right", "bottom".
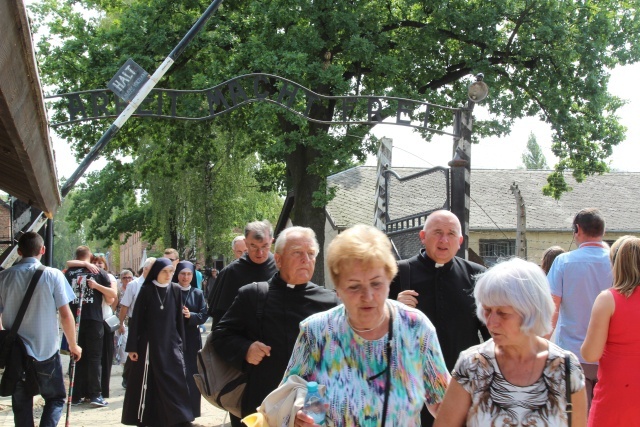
{"left": 0, "top": 265, "right": 45, "bottom": 396}
{"left": 565, "top": 353, "right": 572, "bottom": 426}
{"left": 194, "top": 281, "right": 269, "bottom": 417}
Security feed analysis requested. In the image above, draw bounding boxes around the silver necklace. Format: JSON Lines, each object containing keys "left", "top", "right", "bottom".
{"left": 347, "top": 308, "right": 388, "bottom": 333}
{"left": 154, "top": 285, "right": 169, "bottom": 310}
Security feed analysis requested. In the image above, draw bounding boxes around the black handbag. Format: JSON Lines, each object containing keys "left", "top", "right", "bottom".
{"left": 0, "top": 265, "right": 45, "bottom": 396}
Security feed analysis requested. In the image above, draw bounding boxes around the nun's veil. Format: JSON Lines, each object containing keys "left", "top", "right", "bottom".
{"left": 172, "top": 261, "right": 197, "bottom": 287}
{"left": 142, "top": 257, "right": 173, "bottom": 286}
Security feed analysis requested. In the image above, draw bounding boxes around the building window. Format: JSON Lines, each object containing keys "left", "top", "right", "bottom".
{"left": 479, "top": 239, "right": 516, "bottom": 266}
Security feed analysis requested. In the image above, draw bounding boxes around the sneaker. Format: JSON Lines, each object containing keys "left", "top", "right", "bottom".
{"left": 71, "top": 398, "right": 84, "bottom": 406}
{"left": 90, "top": 396, "right": 109, "bottom": 407}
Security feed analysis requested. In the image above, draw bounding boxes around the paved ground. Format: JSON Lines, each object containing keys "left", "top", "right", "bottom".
{"left": 0, "top": 324, "right": 231, "bottom": 426}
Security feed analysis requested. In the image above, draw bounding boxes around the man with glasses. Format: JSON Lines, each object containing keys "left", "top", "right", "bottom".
{"left": 207, "top": 220, "right": 278, "bottom": 327}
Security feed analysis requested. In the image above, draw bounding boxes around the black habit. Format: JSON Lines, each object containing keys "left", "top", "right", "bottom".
{"left": 122, "top": 258, "right": 193, "bottom": 426}
{"left": 211, "top": 273, "right": 338, "bottom": 417}
{"left": 174, "top": 260, "right": 208, "bottom": 418}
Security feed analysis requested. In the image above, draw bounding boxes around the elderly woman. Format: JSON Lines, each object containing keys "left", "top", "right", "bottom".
{"left": 581, "top": 236, "right": 640, "bottom": 426}
{"left": 121, "top": 258, "right": 193, "bottom": 426}
{"left": 434, "top": 257, "right": 587, "bottom": 427}
{"left": 287, "top": 224, "right": 450, "bottom": 427}
{"left": 172, "top": 260, "right": 208, "bottom": 418}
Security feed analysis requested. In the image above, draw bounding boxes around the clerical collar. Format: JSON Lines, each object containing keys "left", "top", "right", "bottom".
{"left": 153, "top": 280, "right": 170, "bottom": 288}
{"left": 180, "top": 285, "right": 192, "bottom": 291}
{"left": 273, "top": 272, "right": 307, "bottom": 288}
{"left": 419, "top": 249, "right": 453, "bottom": 270}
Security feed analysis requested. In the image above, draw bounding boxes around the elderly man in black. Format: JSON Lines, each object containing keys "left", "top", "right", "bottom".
{"left": 211, "top": 226, "right": 338, "bottom": 426}
{"left": 390, "top": 210, "right": 490, "bottom": 427}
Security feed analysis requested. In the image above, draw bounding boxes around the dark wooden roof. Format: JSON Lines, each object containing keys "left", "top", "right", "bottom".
{"left": 327, "top": 167, "right": 640, "bottom": 233}
{"left": 0, "top": 0, "right": 60, "bottom": 216}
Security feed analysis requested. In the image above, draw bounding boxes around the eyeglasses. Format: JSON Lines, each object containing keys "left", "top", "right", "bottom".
{"left": 121, "top": 276, "right": 133, "bottom": 281}
{"left": 248, "top": 244, "right": 271, "bottom": 253}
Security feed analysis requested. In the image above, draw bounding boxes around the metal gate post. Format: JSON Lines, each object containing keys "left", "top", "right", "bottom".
{"left": 449, "top": 104, "right": 474, "bottom": 260}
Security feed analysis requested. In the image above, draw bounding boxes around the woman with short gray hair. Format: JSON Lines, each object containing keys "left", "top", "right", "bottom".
{"left": 435, "top": 257, "right": 587, "bottom": 427}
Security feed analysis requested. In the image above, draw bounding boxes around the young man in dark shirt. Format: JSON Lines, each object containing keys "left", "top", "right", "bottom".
{"left": 65, "top": 246, "right": 116, "bottom": 407}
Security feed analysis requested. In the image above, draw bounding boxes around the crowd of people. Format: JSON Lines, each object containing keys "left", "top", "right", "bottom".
{"left": 0, "top": 206, "right": 637, "bottom": 426}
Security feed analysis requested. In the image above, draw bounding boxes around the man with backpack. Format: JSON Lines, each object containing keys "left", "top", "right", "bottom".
{"left": 211, "top": 226, "right": 338, "bottom": 426}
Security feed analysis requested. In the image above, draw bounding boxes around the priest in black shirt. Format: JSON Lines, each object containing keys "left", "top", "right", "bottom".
{"left": 207, "top": 220, "right": 278, "bottom": 326}
{"left": 211, "top": 226, "right": 338, "bottom": 426}
{"left": 389, "top": 210, "right": 490, "bottom": 427}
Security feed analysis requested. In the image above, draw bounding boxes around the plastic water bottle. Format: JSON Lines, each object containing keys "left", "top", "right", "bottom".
{"left": 303, "top": 381, "right": 326, "bottom": 426}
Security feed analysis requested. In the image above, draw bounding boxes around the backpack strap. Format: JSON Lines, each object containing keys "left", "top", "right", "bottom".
{"left": 397, "top": 259, "right": 411, "bottom": 292}
{"left": 250, "top": 281, "right": 270, "bottom": 340}
{"left": 253, "top": 281, "right": 269, "bottom": 321}
{"left": 565, "top": 353, "right": 572, "bottom": 425}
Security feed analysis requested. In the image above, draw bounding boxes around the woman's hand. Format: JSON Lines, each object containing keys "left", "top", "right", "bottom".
{"left": 294, "top": 410, "right": 317, "bottom": 427}
{"left": 129, "top": 352, "right": 138, "bottom": 362}
{"left": 183, "top": 306, "right": 191, "bottom": 318}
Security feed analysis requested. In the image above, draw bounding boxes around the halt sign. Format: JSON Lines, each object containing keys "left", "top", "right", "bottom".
{"left": 107, "top": 58, "right": 150, "bottom": 103}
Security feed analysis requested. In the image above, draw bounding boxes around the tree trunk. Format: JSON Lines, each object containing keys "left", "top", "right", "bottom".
{"left": 286, "top": 144, "right": 327, "bottom": 286}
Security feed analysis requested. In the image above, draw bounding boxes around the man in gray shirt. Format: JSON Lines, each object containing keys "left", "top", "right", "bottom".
{"left": 0, "top": 232, "right": 82, "bottom": 426}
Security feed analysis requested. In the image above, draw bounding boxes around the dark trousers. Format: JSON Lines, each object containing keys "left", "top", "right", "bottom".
{"left": 101, "top": 326, "right": 114, "bottom": 398}
{"left": 230, "top": 414, "right": 243, "bottom": 427}
{"left": 13, "top": 352, "right": 66, "bottom": 427}
{"left": 75, "top": 319, "right": 104, "bottom": 400}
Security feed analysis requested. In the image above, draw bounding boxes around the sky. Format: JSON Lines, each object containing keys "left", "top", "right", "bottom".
{"left": 366, "top": 63, "right": 640, "bottom": 172}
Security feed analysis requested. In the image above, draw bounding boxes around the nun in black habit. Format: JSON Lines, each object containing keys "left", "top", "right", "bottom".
{"left": 122, "top": 258, "right": 194, "bottom": 426}
{"left": 173, "top": 261, "right": 208, "bottom": 418}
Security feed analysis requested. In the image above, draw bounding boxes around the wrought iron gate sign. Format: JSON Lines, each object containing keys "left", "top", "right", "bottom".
{"left": 107, "top": 58, "right": 150, "bottom": 102}
{"left": 46, "top": 73, "right": 460, "bottom": 136}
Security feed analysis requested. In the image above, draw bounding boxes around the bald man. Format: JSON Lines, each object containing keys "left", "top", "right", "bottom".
{"left": 389, "top": 210, "right": 490, "bottom": 427}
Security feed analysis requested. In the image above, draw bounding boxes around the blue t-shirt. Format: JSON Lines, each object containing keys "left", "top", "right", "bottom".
{"left": 548, "top": 244, "right": 612, "bottom": 363}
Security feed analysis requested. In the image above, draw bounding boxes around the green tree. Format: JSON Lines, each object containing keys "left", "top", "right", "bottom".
{"left": 52, "top": 193, "right": 103, "bottom": 269}
{"left": 30, "top": 0, "right": 640, "bottom": 283}
{"left": 522, "top": 133, "right": 548, "bottom": 170}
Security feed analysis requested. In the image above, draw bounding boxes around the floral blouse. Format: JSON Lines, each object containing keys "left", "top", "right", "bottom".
{"left": 453, "top": 339, "right": 585, "bottom": 426}
{"left": 282, "top": 300, "right": 450, "bottom": 426}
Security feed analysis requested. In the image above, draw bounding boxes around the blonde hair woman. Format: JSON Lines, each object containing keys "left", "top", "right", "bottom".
{"left": 285, "top": 224, "right": 450, "bottom": 427}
